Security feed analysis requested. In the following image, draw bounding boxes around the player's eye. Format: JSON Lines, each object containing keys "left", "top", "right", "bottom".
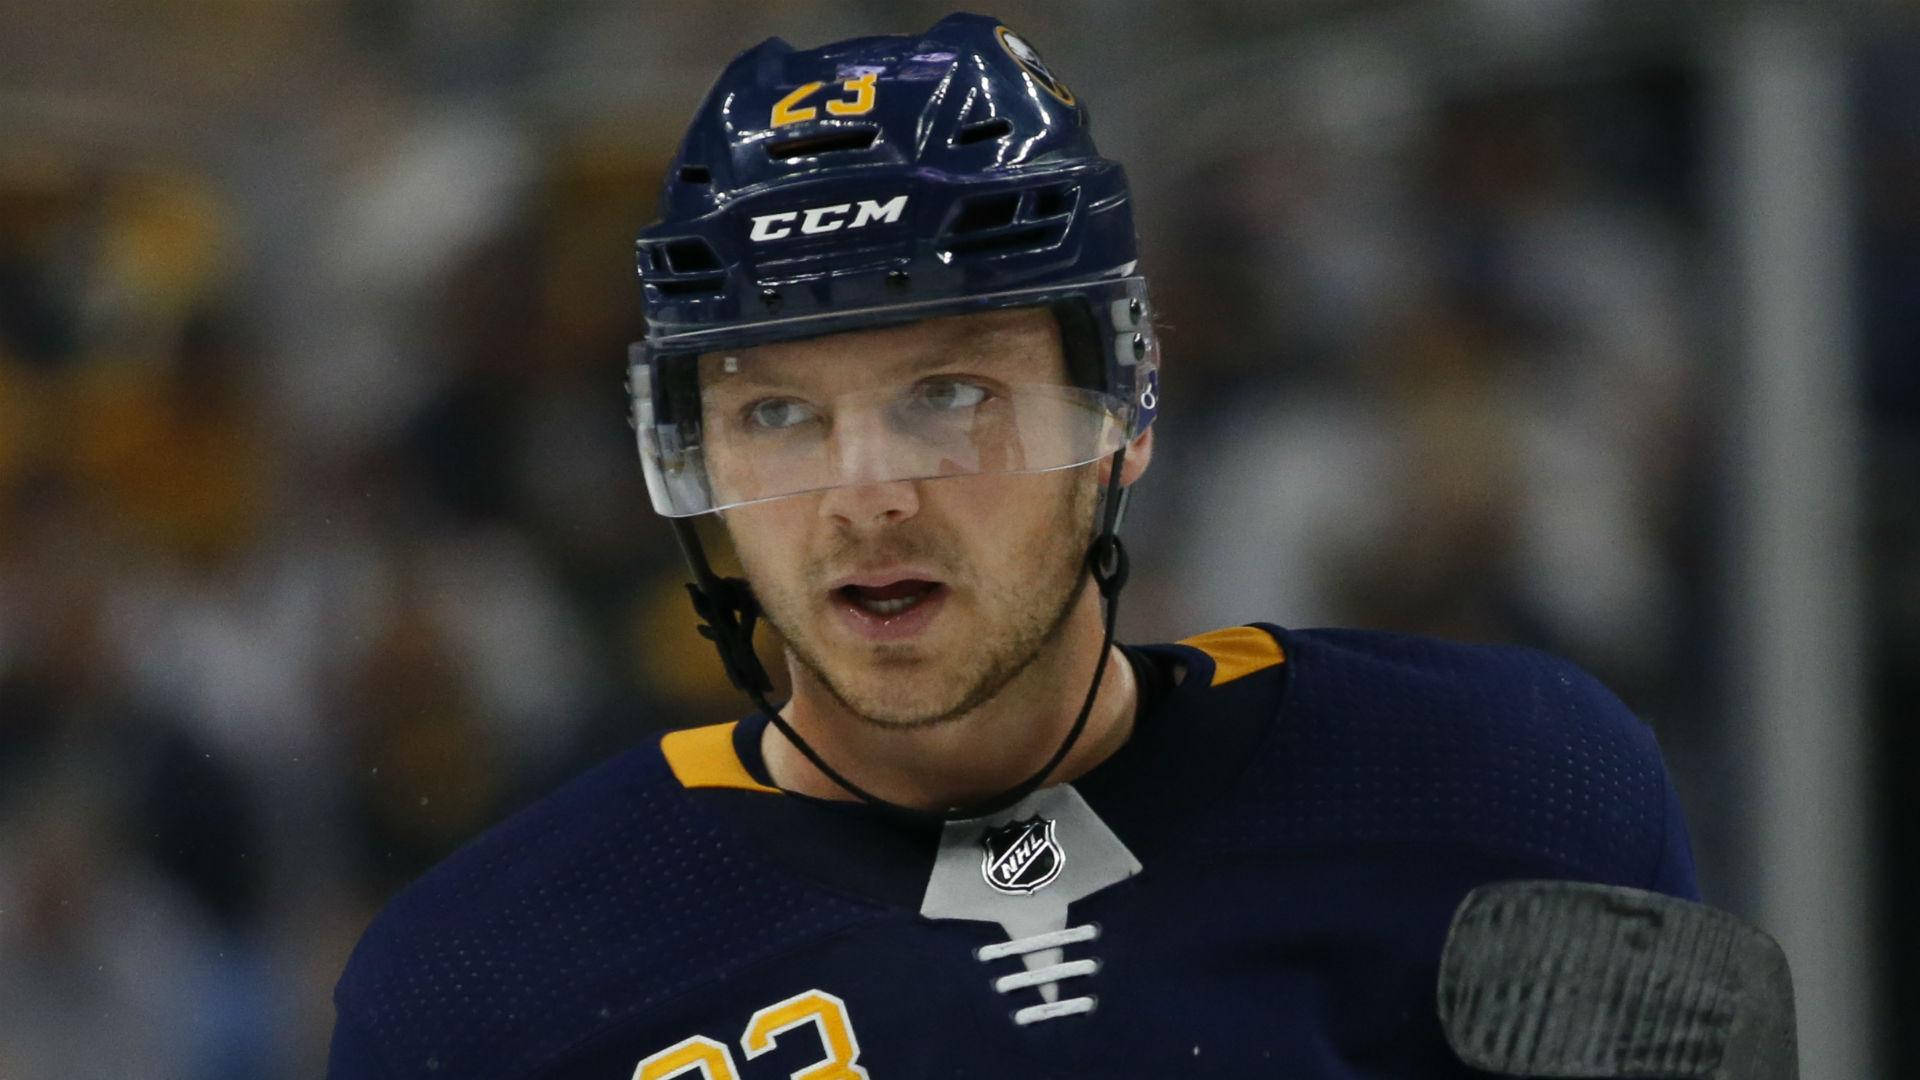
{"left": 913, "top": 378, "right": 989, "bottom": 412}
{"left": 744, "top": 397, "right": 818, "bottom": 431}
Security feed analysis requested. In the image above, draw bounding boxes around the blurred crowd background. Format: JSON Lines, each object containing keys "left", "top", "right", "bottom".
{"left": 0, "top": 1, "right": 1913, "bottom": 1076}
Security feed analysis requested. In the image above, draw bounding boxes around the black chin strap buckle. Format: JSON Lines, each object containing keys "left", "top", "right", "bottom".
{"left": 685, "top": 577, "right": 774, "bottom": 696}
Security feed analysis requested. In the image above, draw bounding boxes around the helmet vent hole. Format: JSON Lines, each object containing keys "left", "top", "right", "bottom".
{"left": 678, "top": 165, "right": 712, "bottom": 184}
{"left": 662, "top": 240, "right": 722, "bottom": 274}
{"left": 954, "top": 116, "right": 1013, "bottom": 145}
{"left": 948, "top": 193, "right": 1021, "bottom": 234}
{"left": 764, "top": 127, "right": 879, "bottom": 160}
{"left": 1031, "top": 184, "right": 1077, "bottom": 219}
{"left": 943, "top": 225, "right": 1058, "bottom": 256}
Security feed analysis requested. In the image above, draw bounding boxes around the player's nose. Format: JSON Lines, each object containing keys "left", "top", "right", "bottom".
{"left": 825, "top": 406, "right": 900, "bottom": 484}
{"left": 817, "top": 477, "right": 920, "bottom": 528}
{"left": 816, "top": 410, "right": 920, "bottom": 527}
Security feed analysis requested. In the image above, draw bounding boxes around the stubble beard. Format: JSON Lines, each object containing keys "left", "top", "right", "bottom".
{"left": 748, "top": 476, "right": 1098, "bottom": 730}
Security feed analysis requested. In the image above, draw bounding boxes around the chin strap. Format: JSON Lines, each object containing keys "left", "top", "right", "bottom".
{"left": 671, "top": 448, "right": 1132, "bottom": 826}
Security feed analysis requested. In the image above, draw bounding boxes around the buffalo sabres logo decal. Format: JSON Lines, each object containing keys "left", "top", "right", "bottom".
{"left": 980, "top": 815, "right": 1065, "bottom": 894}
{"left": 995, "top": 26, "right": 1075, "bottom": 106}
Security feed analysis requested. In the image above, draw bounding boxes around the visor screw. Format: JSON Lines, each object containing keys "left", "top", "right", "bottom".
{"left": 1128, "top": 297, "right": 1144, "bottom": 323}
{"left": 760, "top": 287, "right": 781, "bottom": 310}
{"left": 887, "top": 269, "right": 910, "bottom": 289}
{"left": 1130, "top": 333, "right": 1146, "bottom": 361}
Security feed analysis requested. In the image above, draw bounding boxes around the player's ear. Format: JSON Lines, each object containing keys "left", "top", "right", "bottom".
{"left": 1100, "top": 426, "right": 1153, "bottom": 488}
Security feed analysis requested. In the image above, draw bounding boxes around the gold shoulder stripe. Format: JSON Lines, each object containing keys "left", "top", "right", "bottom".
{"left": 1178, "top": 625, "right": 1286, "bottom": 687}
{"left": 661, "top": 721, "right": 780, "bottom": 793}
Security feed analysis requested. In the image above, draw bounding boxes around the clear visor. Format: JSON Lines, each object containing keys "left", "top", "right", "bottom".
{"left": 632, "top": 346, "right": 1132, "bottom": 518}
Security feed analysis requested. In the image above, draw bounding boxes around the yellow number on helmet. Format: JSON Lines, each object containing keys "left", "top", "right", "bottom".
{"left": 770, "top": 81, "right": 825, "bottom": 127}
{"left": 825, "top": 73, "right": 877, "bottom": 117}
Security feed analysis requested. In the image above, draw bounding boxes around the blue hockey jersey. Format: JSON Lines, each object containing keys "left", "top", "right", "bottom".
{"left": 327, "top": 625, "right": 1699, "bottom": 1078}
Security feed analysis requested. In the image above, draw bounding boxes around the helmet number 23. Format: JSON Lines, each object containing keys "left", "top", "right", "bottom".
{"left": 632, "top": 989, "right": 870, "bottom": 1080}
{"left": 771, "top": 73, "right": 878, "bottom": 127}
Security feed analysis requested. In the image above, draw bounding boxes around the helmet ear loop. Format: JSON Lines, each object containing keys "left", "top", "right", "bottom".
{"left": 1089, "top": 441, "right": 1131, "bottom": 595}
{"left": 670, "top": 517, "right": 774, "bottom": 697}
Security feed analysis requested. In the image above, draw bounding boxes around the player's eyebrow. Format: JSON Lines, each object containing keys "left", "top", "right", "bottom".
{"left": 916, "top": 322, "right": 1051, "bottom": 374}
{"left": 699, "top": 312, "right": 1052, "bottom": 389}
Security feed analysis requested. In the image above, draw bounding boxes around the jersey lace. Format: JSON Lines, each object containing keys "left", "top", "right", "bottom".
{"left": 974, "top": 923, "right": 1102, "bottom": 1025}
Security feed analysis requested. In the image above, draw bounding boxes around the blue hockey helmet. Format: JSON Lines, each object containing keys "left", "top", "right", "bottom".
{"left": 628, "top": 11, "right": 1158, "bottom": 518}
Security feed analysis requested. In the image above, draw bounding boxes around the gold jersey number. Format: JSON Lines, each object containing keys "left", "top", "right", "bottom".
{"left": 632, "top": 989, "right": 870, "bottom": 1080}
{"left": 770, "top": 73, "right": 878, "bottom": 127}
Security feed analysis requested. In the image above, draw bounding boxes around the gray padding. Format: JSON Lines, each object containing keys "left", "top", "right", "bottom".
{"left": 1437, "top": 881, "right": 1797, "bottom": 1079}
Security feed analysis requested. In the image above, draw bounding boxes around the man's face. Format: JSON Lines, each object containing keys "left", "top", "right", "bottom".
{"left": 704, "top": 306, "right": 1100, "bottom": 728}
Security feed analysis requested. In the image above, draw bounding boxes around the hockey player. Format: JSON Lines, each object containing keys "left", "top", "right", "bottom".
{"left": 328, "top": 13, "right": 1699, "bottom": 1077}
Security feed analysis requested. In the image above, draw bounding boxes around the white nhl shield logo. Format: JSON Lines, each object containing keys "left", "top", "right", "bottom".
{"left": 979, "top": 816, "right": 1064, "bottom": 895}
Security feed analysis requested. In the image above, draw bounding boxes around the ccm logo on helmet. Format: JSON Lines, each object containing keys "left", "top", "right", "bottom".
{"left": 748, "top": 195, "right": 908, "bottom": 242}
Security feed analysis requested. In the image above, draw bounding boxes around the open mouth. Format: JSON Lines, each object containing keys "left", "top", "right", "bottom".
{"left": 836, "top": 579, "right": 943, "bottom": 617}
